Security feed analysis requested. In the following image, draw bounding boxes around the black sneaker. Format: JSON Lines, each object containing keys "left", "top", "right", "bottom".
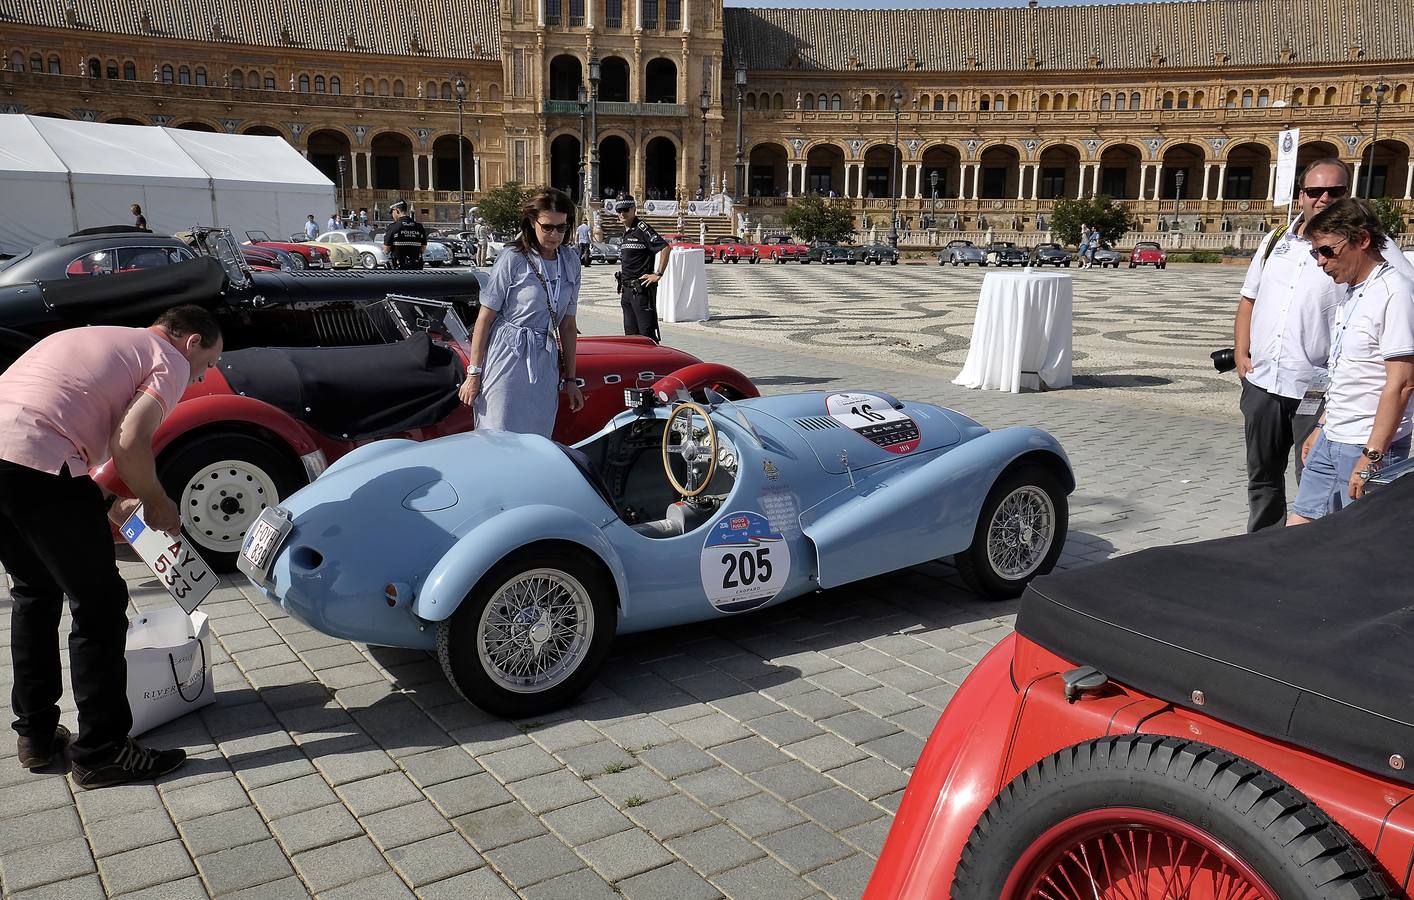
{"left": 70, "top": 739, "right": 186, "bottom": 790}
{"left": 16, "top": 725, "right": 71, "bottom": 770}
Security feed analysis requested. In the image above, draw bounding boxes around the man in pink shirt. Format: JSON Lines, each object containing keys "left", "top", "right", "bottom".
{"left": 0, "top": 305, "right": 222, "bottom": 789}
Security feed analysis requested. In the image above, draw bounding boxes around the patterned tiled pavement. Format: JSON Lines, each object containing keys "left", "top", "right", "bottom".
{"left": 0, "top": 264, "right": 1254, "bottom": 898}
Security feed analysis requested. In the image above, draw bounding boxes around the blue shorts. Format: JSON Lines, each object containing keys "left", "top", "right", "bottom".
{"left": 1290, "top": 432, "right": 1410, "bottom": 520}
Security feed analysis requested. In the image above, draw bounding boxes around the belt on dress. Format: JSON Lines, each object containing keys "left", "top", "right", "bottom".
{"left": 492, "top": 319, "right": 555, "bottom": 384}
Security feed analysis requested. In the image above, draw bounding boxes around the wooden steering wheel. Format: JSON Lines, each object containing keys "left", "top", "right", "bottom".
{"left": 661, "top": 402, "right": 718, "bottom": 498}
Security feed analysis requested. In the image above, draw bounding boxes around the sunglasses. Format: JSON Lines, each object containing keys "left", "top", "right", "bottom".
{"left": 1309, "top": 237, "right": 1348, "bottom": 260}
{"left": 1301, "top": 185, "right": 1349, "bottom": 199}
{"left": 534, "top": 221, "right": 571, "bottom": 234}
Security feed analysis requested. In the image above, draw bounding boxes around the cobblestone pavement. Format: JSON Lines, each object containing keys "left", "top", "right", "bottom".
{"left": 0, "top": 266, "right": 1252, "bottom": 898}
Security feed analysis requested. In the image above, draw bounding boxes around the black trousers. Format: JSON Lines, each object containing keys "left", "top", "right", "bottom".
{"left": 1240, "top": 378, "right": 1319, "bottom": 532}
{"left": 0, "top": 461, "right": 132, "bottom": 764}
{"left": 577, "top": 242, "right": 591, "bottom": 267}
{"left": 621, "top": 281, "right": 660, "bottom": 343}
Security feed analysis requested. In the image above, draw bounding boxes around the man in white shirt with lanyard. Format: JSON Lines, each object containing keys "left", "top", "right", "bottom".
{"left": 1288, "top": 197, "right": 1414, "bottom": 524}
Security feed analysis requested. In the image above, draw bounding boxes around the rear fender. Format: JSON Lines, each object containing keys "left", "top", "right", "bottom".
{"left": 413, "top": 504, "right": 628, "bottom": 623}
{"left": 866, "top": 635, "right": 1023, "bottom": 899}
{"left": 653, "top": 363, "right": 760, "bottom": 400}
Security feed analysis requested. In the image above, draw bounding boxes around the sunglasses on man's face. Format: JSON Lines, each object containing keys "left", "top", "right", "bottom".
{"left": 1309, "top": 237, "right": 1349, "bottom": 260}
{"left": 534, "top": 221, "right": 571, "bottom": 234}
{"left": 1302, "top": 185, "right": 1349, "bottom": 199}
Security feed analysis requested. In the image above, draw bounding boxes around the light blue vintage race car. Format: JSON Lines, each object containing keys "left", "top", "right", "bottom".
{"left": 239, "top": 388, "right": 1073, "bottom": 715}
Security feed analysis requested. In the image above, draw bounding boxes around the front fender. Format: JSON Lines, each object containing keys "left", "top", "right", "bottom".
{"left": 413, "top": 503, "right": 628, "bottom": 623}
{"left": 866, "top": 635, "right": 1022, "bottom": 899}
{"left": 653, "top": 363, "right": 760, "bottom": 400}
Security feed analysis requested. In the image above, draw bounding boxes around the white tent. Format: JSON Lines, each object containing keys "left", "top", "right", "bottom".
{"left": 0, "top": 115, "right": 335, "bottom": 255}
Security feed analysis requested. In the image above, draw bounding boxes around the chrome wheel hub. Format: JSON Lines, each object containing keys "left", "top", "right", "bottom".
{"left": 986, "top": 486, "right": 1055, "bottom": 580}
{"left": 477, "top": 569, "right": 593, "bottom": 693}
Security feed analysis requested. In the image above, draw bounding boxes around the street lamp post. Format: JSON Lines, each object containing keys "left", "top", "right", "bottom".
{"left": 1362, "top": 82, "right": 1390, "bottom": 199}
{"left": 929, "top": 170, "right": 939, "bottom": 228}
{"left": 1171, "top": 169, "right": 1185, "bottom": 231}
{"left": 576, "top": 83, "right": 589, "bottom": 216}
{"left": 889, "top": 89, "right": 902, "bottom": 249}
{"left": 455, "top": 77, "right": 467, "bottom": 227}
{"left": 588, "top": 57, "right": 600, "bottom": 204}
{"left": 699, "top": 85, "right": 711, "bottom": 198}
{"left": 336, "top": 156, "right": 347, "bottom": 221}
{"left": 734, "top": 57, "right": 747, "bottom": 201}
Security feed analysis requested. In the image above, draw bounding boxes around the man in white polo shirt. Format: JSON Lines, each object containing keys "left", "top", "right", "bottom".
{"left": 1289, "top": 197, "right": 1414, "bottom": 523}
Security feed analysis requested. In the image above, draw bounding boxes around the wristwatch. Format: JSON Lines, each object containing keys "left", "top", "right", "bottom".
{"left": 1361, "top": 446, "right": 1385, "bottom": 462}
{"left": 466, "top": 365, "right": 483, "bottom": 378}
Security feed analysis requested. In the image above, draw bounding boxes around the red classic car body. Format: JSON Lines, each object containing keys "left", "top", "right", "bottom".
{"left": 755, "top": 235, "right": 808, "bottom": 263}
{"left": 666, "top": 234, "right": 715, "bottom": 262}
{"left": 244, "top": 230, "right": 331, "bottom": 269}
{"left": 709, "top": 235, "right": 758, "bottom": 263}
{"left": 1128, "top": 241, "right": 1168, "bottom": 268}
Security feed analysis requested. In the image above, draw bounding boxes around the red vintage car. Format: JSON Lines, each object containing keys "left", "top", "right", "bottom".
{"left": 755, "top": 235, "right": 809, "bottom": 264}
{"left": 1128, "top": 240, "right": 1168, "bottom": 269}
{"left": 868, "top": 480, "right": 1413, "bottom": 899}
{"left": 91, "top": 297, "right": 758, "bottom": 570}
{"left": 709, "top": 235, "right": 759, "bottom": 264}
{"left": 244, "top": 230, "right": 331, "bottom": 270}
{"left": 666, "top": 234, "right": 716, "bottom": 263}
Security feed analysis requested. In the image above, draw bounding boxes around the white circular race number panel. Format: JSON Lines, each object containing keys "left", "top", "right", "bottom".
{"left": 700, "top": 511, "right": 791, "bottom": 613}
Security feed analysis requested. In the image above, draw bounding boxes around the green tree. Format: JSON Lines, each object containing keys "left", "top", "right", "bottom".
{"left": 1371, "top": 197, "right": 1406, "bottom": 237}
{"left": 1049, "top": 195, "right": 1135, "bottom": 247}
{"left": 477, "top": 181, "right": 533, "bottom": 237}
{"left": 782, "top": 194, "right": 857, "bottom": 243}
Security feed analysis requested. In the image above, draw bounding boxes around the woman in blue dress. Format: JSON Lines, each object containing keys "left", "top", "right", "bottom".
{"left": 457, "top": 188, "right": 584, "bottom": 437}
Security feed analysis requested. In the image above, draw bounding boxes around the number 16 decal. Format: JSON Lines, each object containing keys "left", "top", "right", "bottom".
{"left": 701, "top": 511, "right": 791, "bottom": 613}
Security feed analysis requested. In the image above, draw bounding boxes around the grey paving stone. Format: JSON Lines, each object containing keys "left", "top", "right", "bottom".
{"left": 447, "top": 720, "right": 533, "bottom": 755}
{"left": 194, "top": 839, "right": 295, "bottom": 894}
{"left": 398, "top": 746, "right": 484, "bottom": 788}
{"left": 363, "top": 799, "right": 454, "bottom": 851}
{"left": 520, "top": 867, "right": 619, "bottom": 900}
{"left": 73, "top": 782, "right": 160, "bottom": 823}
{"left": 712, "top": 856, "right": 819, "bottom": 900}
{"left": 291, "top": 835, "right": 389, "bottom": 893}
{"left": 828, "top": 756, "right": 912, "bottom": 800}
{"left": 624, "top": 793, "right": 718, "bottom": 841}
{"left": 507, "top": 767, "right": 598, "bottom": 814}
{"left": 715, "top": 791, "right": 807, "bottom": 838}
{"left": 672, "top": 768, "right": 758, "bottom": 807}
{"left": 109, "top": 875, "right": 209, "bottom": 899}
{"left": 249, "top": 772, "right": 338, "bottom": 819}
{"left": 817, "top": 709, "right": 902, "bottom": 745}
{"left": 842, "top": 817, "right": 893, "bottom": 856}
{"left": 417, "top": 867, "right": 518, "bottom": 899}
{"left": 483, "top": 833, "right": 584, "bottom": 889}
{"left": 453, "top": 800, "right": 547, "bottom": 852}
{"left": 95, "top": 839, "right": 196, "bottom": 895}
{"left": 708, "top": 691, "right": 786, "bottom": 723}
{"left": 871, "top": 664, "right": 945, "bottom": 695}
{"left": 665, "top": 821, "right": 766, "bottom": 875}
{"left": 808, "top": 666, "right": 880, "bottom": 696}
{"left": 541, "top": 797, "right": 635, "bottom": 845}
{"left": 335, "top": 770, "right": 423, "bottom": 816}
{"left": 310, "top": 741, "right": 400, "bottom": 786}
{"left": 634, "top": 741, "right": 718, "bottom": 779}
{"left": 888, "top": 704, "right": 945, "bottom": 739}
{"left": 748, "top": 710, "right": 827, "bottom": 747}
{"left": 0, "top": 804, "right": 82, "bottom": 851}
{"left": 556, "top": 740, "right": 637, "bottom": 778}
{"left": 0, "top": 776, "right": 74, "bottom": 820}
{"left": 594, "top": 714, "right": 681, "bottom": 750}
{"left": 425, "top": 772, "right": 514, "bottom": 818}
{"left": 0, "top": 834, "right": 96, "bottom": 892}
{"left": 578, "top": 827, "right": 676, "bottom": 883}
{"left": 229, "top": 745, "right": 318, "bottom": 790}
{"left": 782, "top": 732, "right": 870, "bottom": 771}
{"left": 218, "top": 875, "right": 310, "bottom": 900}
{"left": 779, "top": 688, "right": 855, "bottom": 720}
{"left": 318, "top": 870, "right": 417, "bottom": 900}
{"left": 749, "top": 761, "right": 837, "bottom": 802}
{"left": 524, "top": 718, "right": 604, "bottom": 753}
{"left": 758, "top": 821, "right": 856, "bottom": 874}
{"left": 10, "top": 874, "right": 108, "bottom": 900}
{"left": 589, "top": 765, "right": 676, "bottom": 807}
{"left": 711, "top": 736, "right": 794, "bottom": 774}
{"left": 807, "top": 852, "right": 877, "bottom": 899}
{"left": 386, "top": 831, "right": 482, "bottom": 887}
{"left": 268, "top": 801, "right": 365, "bottom": 855}
{"left": 161, "top": 776, "right": 249, "bottom": 822}
{"left": 860, "top": 730, "right": 927, "bottom": 770}
{"left": 351, "top": 700, "right": 453, "bottom": 759}
{"left": 792, "top": 786, "right": 886, "bottom": 832}
{"left": 850, "top": 685, "right": 925, "bottom": 717}
{"left": 670, "top": 712, "right": 753, "bottom": 748}
{"left": 176, "top": 805, "right": 270, "bottom": 855}
{"left": 618, "top": 861, "right": 723, "bottom": 900}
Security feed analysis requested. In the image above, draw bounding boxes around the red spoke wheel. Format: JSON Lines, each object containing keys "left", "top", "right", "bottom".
{"left": 1004, "top": 808, "right": 1277, "bottom": 900}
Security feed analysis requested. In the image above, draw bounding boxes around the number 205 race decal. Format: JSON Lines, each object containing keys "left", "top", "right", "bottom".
{"left": 825, "top": 392, "right": 921, "bottom": 454}
{"left": 700, "top": 511, "right": 791, "bottom": 613}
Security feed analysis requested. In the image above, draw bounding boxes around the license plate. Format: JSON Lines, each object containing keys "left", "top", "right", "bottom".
{"left": 238, "top": 507, "right": 292, "bottom": 582}
{"left": 119, "top": 507, "right": 217, "bottom": 613}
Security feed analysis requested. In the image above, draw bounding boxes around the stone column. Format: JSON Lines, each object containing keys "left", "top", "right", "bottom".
{"left": 1350, "top": 161, "right": 1361, "bottom": 199}
{"left": 587, "top": 0, "right": 595, "bottom": 27}
{"left": 1216, "top": 163, "right": 1226, "bottom": 201}
{"left": 1267, "top": 162, "right": 1277, "bottom": 201}
{"left": 413, "top": 155, "right": 422, "bottom": 191}
{"left": 1201, "top": 163, "right": 1212, "bottom": 200}
{"left": 537, "top": 0, "right": 545, "bottom": 27}
{"left": 1404, "top": 160, "right": 1413, "bottom": 200}
{"left": 1016, "top": 165, "right": 1027, "bottom": 200}
{"left": 636, "top": 0, "right": 643, "bottom": 30}
{"left": 786, "top": 162, "right": 795, "bottom": 198}
{"left": 914, "top": 164, "right": 923, "bottom": 200}
{"left": 855, "top": 164, "right": 864, "bottom": 199}
{"left": 970, "top": 164, "right": 981, "bottom": 200}
{"left": 1152, "top": 164, "right": 1164, "bottom": 200}
{"left": 681, "top": 0, "right": 687, "bottom": 31}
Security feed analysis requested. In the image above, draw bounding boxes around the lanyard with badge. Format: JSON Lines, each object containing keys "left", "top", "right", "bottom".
{"left": 519, "top": 248, "right": 568, "bottom": 388}
{"left": 1308, "top": 262, "right": 1392, "bottom": 415}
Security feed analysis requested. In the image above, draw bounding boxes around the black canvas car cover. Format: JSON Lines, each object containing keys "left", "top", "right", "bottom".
{"left": 41, "top": 257, "right": 226, "bottom": 320}
{"left": 1016, "top": 474, "right": 1414, "bottom": 787}
{"left": 219, "top": 333, "right": 463, "bottom": 440}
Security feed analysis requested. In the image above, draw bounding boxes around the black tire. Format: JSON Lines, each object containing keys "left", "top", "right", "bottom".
{"left": 979, "top": 261, "right": 988, "bottom": 267}
{"left": 953, "top": 735, "right": 1392, "bottom": 900}
{"left": 1160, "top": 262, "right": 1167, "bottom": 269}
{"left": 158, "top": 432, "right": 305, "bottom": 572}
{"left": 288, "top": 253, "right": 307, "bottom": 270}
{"left": 889, "top": 259, "right": 898, "bottom": 265}
{"left": 951, "top": 258, "right": 958, "bottom": 266}
{"left": 1129, "top": 262, "right": 1137, "bottom": 268}
{"left": 955, "top": 464, "right": 1066, "bottom": 600}
{"left": 749, "top": 256, "right": 759, "bottom": 264}
{"left": 436, "top": 545, "right": 616, "bottom": 717}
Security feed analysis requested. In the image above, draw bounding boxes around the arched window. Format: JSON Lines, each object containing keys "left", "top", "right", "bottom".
{"left": 442, "top": 81, "right": 453, "bottom": 100}
{"left": 263, "top": 74, "right": 276, "bottom": 90}
{"left": 426, "top": 80, "right": 437, "bottom": 98}
{"left": 1290, "top": 88, "right": 1304, "bottom": 106}
{"left": 1257, "top": 89, "right": 1269, "bottom": 107}
{"left": 772, "top": 92, "right": 783, "bottom": 110}
{"left": 1115, "top": 92, "right": 1126, "bottom": 110}
{"left": 123, "top": 61, "right": 136, "bottom": 80}
{"left": 831, "top": 94, "right": 842, "bottom": 111}
{"left": 393, "top": 79, "right": 405, "bottom": 97}
{"left": 1177, "top": 90, "right": 1189, "bottom": 109}
{"left": 378, "top": 78, "right": 389, "bottom": 95}
{"left": 993, "top": 94, "right": 1004, "bottom": 111}
{"left": 28, "top": 53, "right": 41, "bottom": 72}
{"left": 231, "top": 69, "right": 244, "bottom": 88}
{"left": 298, "top": 73, "right": 310, "bottom": 92}
{"left": 47, "top": 55, "right": 60, "bottom": 74}
{"left": 803, "top": 94, "right": 815, "bottom": 110}
{"left": 1130, "top": 92, "right": 1140, "bottom": 109}
{"left": 978, "top": 96, "right": 990, "bottom": 111}
{"left": 330, "top": 76, "right": 341, "bottom": 94}
{"left": 364, "top": 77, "right": 375, "bottom": 95}
{"left": 746, "top": 93, "right": 756, "bottom": 110}
{"left": 87, "top": 57, "right": 100, "bottom": 77}
{"left": 817, "top": 93, "right": 827, "bottom": 109}
{"left": 919, "top": 94, "right": 930, "bottom": 109}
{"left": 933, "top": 96, "right": 944, "bottom": 111}
{"left": 1192, "top": 90, "right": 1204, "bottom": 108}
{"left": 490, "top": 83, "right": 502, "bottom": 101}
{"left": 1393, "top": 83, "right": 1408, "bottom": 104}
{"left": 1224, "top": 89, "right": 1238, "bottom": 108}
{"left": 247, "top": 69, "right": 259, "bottom": 86}
{"left": 1323, "top": 86, "right": 1336, "bottom": 105}
{"left": 314, "top": 75, "right": 326, "bottom": 92}
{"left": 947, "top": 94, "right": 958, "bottom": 111}
{"left": 1162, "top": 91, "right": 1174, "bottom": 109}
{"left": 106, "top": 60, "right": 118, "bottom": 79}
{"left": 161, "top": 64, "right": 174, "bottom": 83}
{"left": 1241, "top": 89, "right": 1253, "bottom": 107}
{"left": 861, "top": 94, "right": 873, "bottom": 111}
{"left": 1009, "top": 93, "right": 1020, "bottom": 109}
{"left": 1038, "top": 94, "right": 1050, "bottom": 111}
{"left": 1068, "top": 93, "right": 1079, "bottom": 110}
{"left": 195, "top": 67, "right": 206, "bottom": 86}
{"left": 1099, "top": 93, "right": 1111, "bottom": 110}
{"left": 178, "top": 65, "right": 191, "bottom": 84}
{"left": 9, "top": 51, "right": 22, "bottom": 71}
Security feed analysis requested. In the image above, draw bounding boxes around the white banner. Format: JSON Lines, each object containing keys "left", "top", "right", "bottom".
{"left": 1274, "top": 127, "right": 1299, "bottom": 208}
{"left": 688, "top": 199, "right": 725, "bottom": 217}
{"left": 640, "top": 199, "right": 679, "bottom": 215}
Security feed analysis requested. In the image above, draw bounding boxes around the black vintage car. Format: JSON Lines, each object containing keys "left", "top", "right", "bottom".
{"left": 984, "top": 241, "right": 1029, "bottom": 266}
{"left": 859, "top": 243, "right": 900, "bottom": 265}
{"left": 1032, "top": 242, "right": 1074, "bottom": 267}
{"left": 0, "top": 232, "right": 480, "bottom": 370}
{"left": 806, "top": 241, "right": 859, "bottom": 265}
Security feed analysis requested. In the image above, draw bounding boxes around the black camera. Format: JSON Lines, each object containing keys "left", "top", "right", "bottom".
{"left": 1211, "top": 348, "right": 1236, "bottom": 373}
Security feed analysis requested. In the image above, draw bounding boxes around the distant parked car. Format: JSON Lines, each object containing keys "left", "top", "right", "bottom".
{"left": 1032, "top": 243, "right": 1074, "bottom": 267}
{"left": 941, "top": 240, "right": 986, "bottom": 266}
{"left": 588, "top": 241, "right": 621, "bottom": 265}
{"left": 758, "top": 235, "right": 808, "bottom": 264}
{"left": 709, "top": 236, "right": 758, "bottom": 264}
{"left": 984, "top": 242, "right": 1028, "bottom": 267}
{"left": 860, "top": 244, "right": 900, "bottom": 265}
{"left": 245, "top": 231, "right": 330, "bottom": 269}
{"left": 1091, "top": 244, "right": 1124, "bottom": 268}
{"left": 316, "top": 230, "right": 390, "bottom": 270}
{"left": 0, "top": 226, "right": 199, "bottom": 285}
{"left": 429, "top": 236, "right": 474, "bottom": 265}
{"left": 808, "top": 241, "right": 858, "bottom": 265}
{"left": 1130, "top": 241, "right": 1168, "bottom": 269}
{"left": 666, "top": 235, "right": 714, "bottom": 262}
{"left": 422, "top": 241, "right": 453, "bottom": 267}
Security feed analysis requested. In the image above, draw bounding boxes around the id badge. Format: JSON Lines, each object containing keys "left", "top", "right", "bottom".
{"left": 1297, "top": 369, "right": 1329, "bottom": 416}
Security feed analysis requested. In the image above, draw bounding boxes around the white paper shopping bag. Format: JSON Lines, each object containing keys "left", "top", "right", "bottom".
{"left": 125, "top": 607, "right": 215, "bottom": 737}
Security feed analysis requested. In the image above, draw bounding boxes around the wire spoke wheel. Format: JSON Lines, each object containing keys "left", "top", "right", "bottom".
{"left": 475, "top": 568, "right": 594, "bottom": 693}
{"left": 1004, "top": 809, "right": 1279, "bottom": 900}
{"left": 985, "top": 485, "right": 1055, "bottom": 579}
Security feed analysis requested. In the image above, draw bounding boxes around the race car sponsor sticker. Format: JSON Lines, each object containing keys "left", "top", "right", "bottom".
{"left": 700, "top": 510, "right": 791, "bottom": 613}
{"left": 824, "top": 392, "right": 921, "bottom": 454}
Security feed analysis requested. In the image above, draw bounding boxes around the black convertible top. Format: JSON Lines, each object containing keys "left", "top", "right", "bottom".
{"left": 41, "top": 258, "right": 226, "bottom": 320}
{"left": 1017, "top": 475, "right": 1414, "bottom": 786}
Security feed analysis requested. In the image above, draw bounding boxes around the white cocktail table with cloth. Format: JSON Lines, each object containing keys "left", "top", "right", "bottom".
{"left": 953, "top": 270, "right": 1073, "bottom": 393}
{"left": 658, "top": 248, "right": 709, "bottom": 323}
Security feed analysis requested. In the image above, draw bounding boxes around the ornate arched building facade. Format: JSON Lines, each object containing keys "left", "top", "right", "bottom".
{"left": 3, "top": 0, "right": 1411, "bottom": 230}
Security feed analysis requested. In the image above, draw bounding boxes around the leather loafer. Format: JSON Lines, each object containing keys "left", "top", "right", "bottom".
{"left": 17, "top": 724, "right": 71, "bottom": 770}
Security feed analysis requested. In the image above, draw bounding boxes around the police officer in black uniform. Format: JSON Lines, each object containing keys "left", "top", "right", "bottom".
{"left": 382, "top": 200, "right": 428, "bottom": 270}
{"left": 616, "top": 196, "right": 670, "bottom": 342}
